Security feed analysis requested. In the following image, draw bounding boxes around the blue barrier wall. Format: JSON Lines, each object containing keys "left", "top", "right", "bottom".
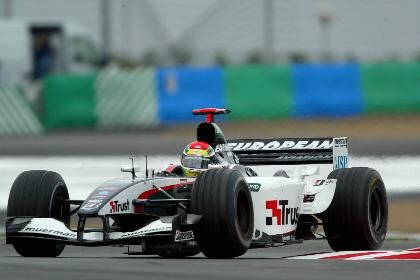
{"left": 157, "top": 67, "right": 225, "bottom": 123}
{"left": 32, "top": 63, "right": 419, "bottom": 133}
{"left": 292, "top": 64, "right": 363, "bottom": 117}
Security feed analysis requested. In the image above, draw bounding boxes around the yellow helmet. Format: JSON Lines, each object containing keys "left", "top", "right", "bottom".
{"left": 181, "top": 141, "right": 215, "bottom": 177}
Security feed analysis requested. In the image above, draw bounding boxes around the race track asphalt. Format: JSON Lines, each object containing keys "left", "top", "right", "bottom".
{"left": 0, "top": 240, "right": 419, "bottom": 280}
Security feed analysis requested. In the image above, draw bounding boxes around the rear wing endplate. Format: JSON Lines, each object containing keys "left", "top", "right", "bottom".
{"left": 226, "top": 137, "right": 348, "bottom": 168}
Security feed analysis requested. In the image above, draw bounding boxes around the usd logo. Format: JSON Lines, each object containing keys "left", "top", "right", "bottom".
{"left": 248, "top": 183, "right": 261, "bottom": 192}
{"left": 335, "top": 156, "right": 348, "bottom": 169}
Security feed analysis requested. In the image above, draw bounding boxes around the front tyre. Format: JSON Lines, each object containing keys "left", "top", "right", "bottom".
{"left": 323, "top": 167, "right": 388, "bottom": 251}
{"left": 191, "top": 168, "right": 254, "bottom": 258}
{"left": 7, "top": 170, "right": 70, "bottom": 257}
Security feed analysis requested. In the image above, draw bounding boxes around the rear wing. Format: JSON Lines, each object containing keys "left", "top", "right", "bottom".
{"left": 226, "top": 137, "right": 348, "bottom": 168}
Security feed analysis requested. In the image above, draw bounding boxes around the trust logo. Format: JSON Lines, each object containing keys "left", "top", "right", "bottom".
{"left": 109, "top": 199, "right": 130, "bottom": 213}
{"left": 265, "top": 200, "right": 298, "bottom": 226}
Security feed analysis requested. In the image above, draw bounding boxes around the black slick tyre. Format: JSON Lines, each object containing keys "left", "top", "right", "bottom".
{"left": 7, "top": 170, "right": 70, "bottom": 257}
{"left": 191, "top": 168, "right": 254, "bottom": 258}
{"left": 323, "top": 167, "right": 388, "bottom": 251}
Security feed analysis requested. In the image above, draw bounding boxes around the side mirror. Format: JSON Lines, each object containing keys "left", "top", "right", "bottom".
{"left": 121, "top": 165, "right": 140, "bottom": 173}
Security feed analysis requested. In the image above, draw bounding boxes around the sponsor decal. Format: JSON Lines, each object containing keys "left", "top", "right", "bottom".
{"left": 81, "top": 199, "right": 103, "bottom": 210}
{"left": 228, "top": 140, "right": 332, "bottom": 151}
{"left": 174, "top": 230, "right": 195, "bottom": 242}
{"left": 334, "top": 156, "right": 348, "bottom": 169}
{"left": 214, "top": 144, "right": 232, "bottom": 152}
{"left": 90, "top": 195, "right": 107, "bottom": 199}
{"left": 109, "top": 199, "right": 130, "bottom": 213}
{"left": 266, "top": 200, "right": 299, "bottom": 226}
{"left": 97, "top": 190, "right": 110, "bottom": 195}
{"left": 97, "top": 186, "right": 118, "bottom": 191}
{"left": 248, "top": 183, "right": 261, "bottom": 192}
{"left": 275, "top": 154, "right": 332, "bottom": 161}
{"left": 334, "top": 138, "right": 348, "bottom": 147}
{"left": 303, "top": 194, "right": 316, "bottom": 203}
{"left": 121, "top": 226, "right": 172, "bottom": 238}
{"left": 23, "top": 227, "right": 77, "bottom": 238}
{"left": 312, "top": 179, "right": 335, "bottom": 187}
{"left": 313, "top": 179, "right": 325, "bottom": 186}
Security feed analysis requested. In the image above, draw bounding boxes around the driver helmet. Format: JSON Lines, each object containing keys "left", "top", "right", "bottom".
{"left": 181, "top": 141, "right": 215, "bottom": 177}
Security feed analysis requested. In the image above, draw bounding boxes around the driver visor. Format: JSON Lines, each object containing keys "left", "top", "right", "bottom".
{"left": 181, "top": 155, "right": 209, "bottom": 169}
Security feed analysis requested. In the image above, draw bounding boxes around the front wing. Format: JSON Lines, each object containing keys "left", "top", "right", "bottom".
{"left": 6, "top": 216, "right": 196, "bottom": 246}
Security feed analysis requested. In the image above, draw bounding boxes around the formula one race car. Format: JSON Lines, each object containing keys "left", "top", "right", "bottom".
{"left": 6, "top": 108, "right": 388, "bottom": 258}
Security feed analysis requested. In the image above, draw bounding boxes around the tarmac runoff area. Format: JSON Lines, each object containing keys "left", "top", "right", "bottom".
{"left": 0, "top": 115, "right": 420, "bottom": 156}
{"left": 0, "top": 240, "right": 419, "bottom": 280}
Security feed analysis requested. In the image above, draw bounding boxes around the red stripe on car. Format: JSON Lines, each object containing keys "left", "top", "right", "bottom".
{"left": 138, "top": 183, "right": 186, "bottom": 199}
{"left": 134, "top": 183, "right": 188, "bottom": 213}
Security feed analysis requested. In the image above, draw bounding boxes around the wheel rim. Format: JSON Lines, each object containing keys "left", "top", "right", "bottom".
{"left": 369, "top": 184, "right": 385, "bottom": 233}
{"left": 236, "top": 190, "right": 251, "bottom": 234}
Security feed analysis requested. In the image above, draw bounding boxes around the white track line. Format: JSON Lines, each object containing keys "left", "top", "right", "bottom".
{"left": 287, "top": 248, "right": 420, "bottom": 260}
{"left": 348, "top": 251, "right": 410, "bottom": 260}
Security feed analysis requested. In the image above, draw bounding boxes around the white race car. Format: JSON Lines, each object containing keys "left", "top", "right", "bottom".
{"left": 6, "top": 108, "right": 388, "bottom": 258}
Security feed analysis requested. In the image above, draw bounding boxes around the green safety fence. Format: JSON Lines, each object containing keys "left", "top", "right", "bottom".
{"left": 95, "top": 67, "right": 158, "bottom": 128}
{"left": 361, "top": 63, "right": 420, "bottom": 114}
{"left": 223, "top": 65, "right": 293, "bottom": 120}
{"left": 42, "top": 74, "right": 97, "bottom": 129}
{"left": 35, "top": 63, "right": 420, "bottom": 132}
{"left": 0, "top": 85, "right": 43, "bottom": 136}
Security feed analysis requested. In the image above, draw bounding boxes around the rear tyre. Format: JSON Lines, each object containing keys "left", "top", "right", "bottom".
{"left": 323, "top": 167, "right": 388, "bottom": 251}
{"left": 191, "top": 168, "right": 254, "bottom": 258}
{"left": 7, "top": 170, "right": 70, "bottom": 257}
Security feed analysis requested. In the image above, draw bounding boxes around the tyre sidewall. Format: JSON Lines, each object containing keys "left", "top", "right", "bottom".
{"left": 324, "top": 167, "right": 388, "bottom": 251}
{"left": 7, "top": 170, "right": 69, "bottom": 257}
{"left": 227, "top": 175, "right": 253, "bottom": 249}
{"left": 191, "top": 168, "right": 254, "bottom": 258}
{"left": 365, "top": 173, "right": 388, "bottom": 248}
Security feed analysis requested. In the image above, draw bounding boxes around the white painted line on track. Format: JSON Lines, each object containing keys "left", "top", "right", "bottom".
{"left": 287, "top": 248, "right": 420, "bottom": 260}
{"left": 348, "top": 251, "right": 409, "bottom": 260}
{"left": 287, "top": 252, "right": 344, "bottom": 260}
